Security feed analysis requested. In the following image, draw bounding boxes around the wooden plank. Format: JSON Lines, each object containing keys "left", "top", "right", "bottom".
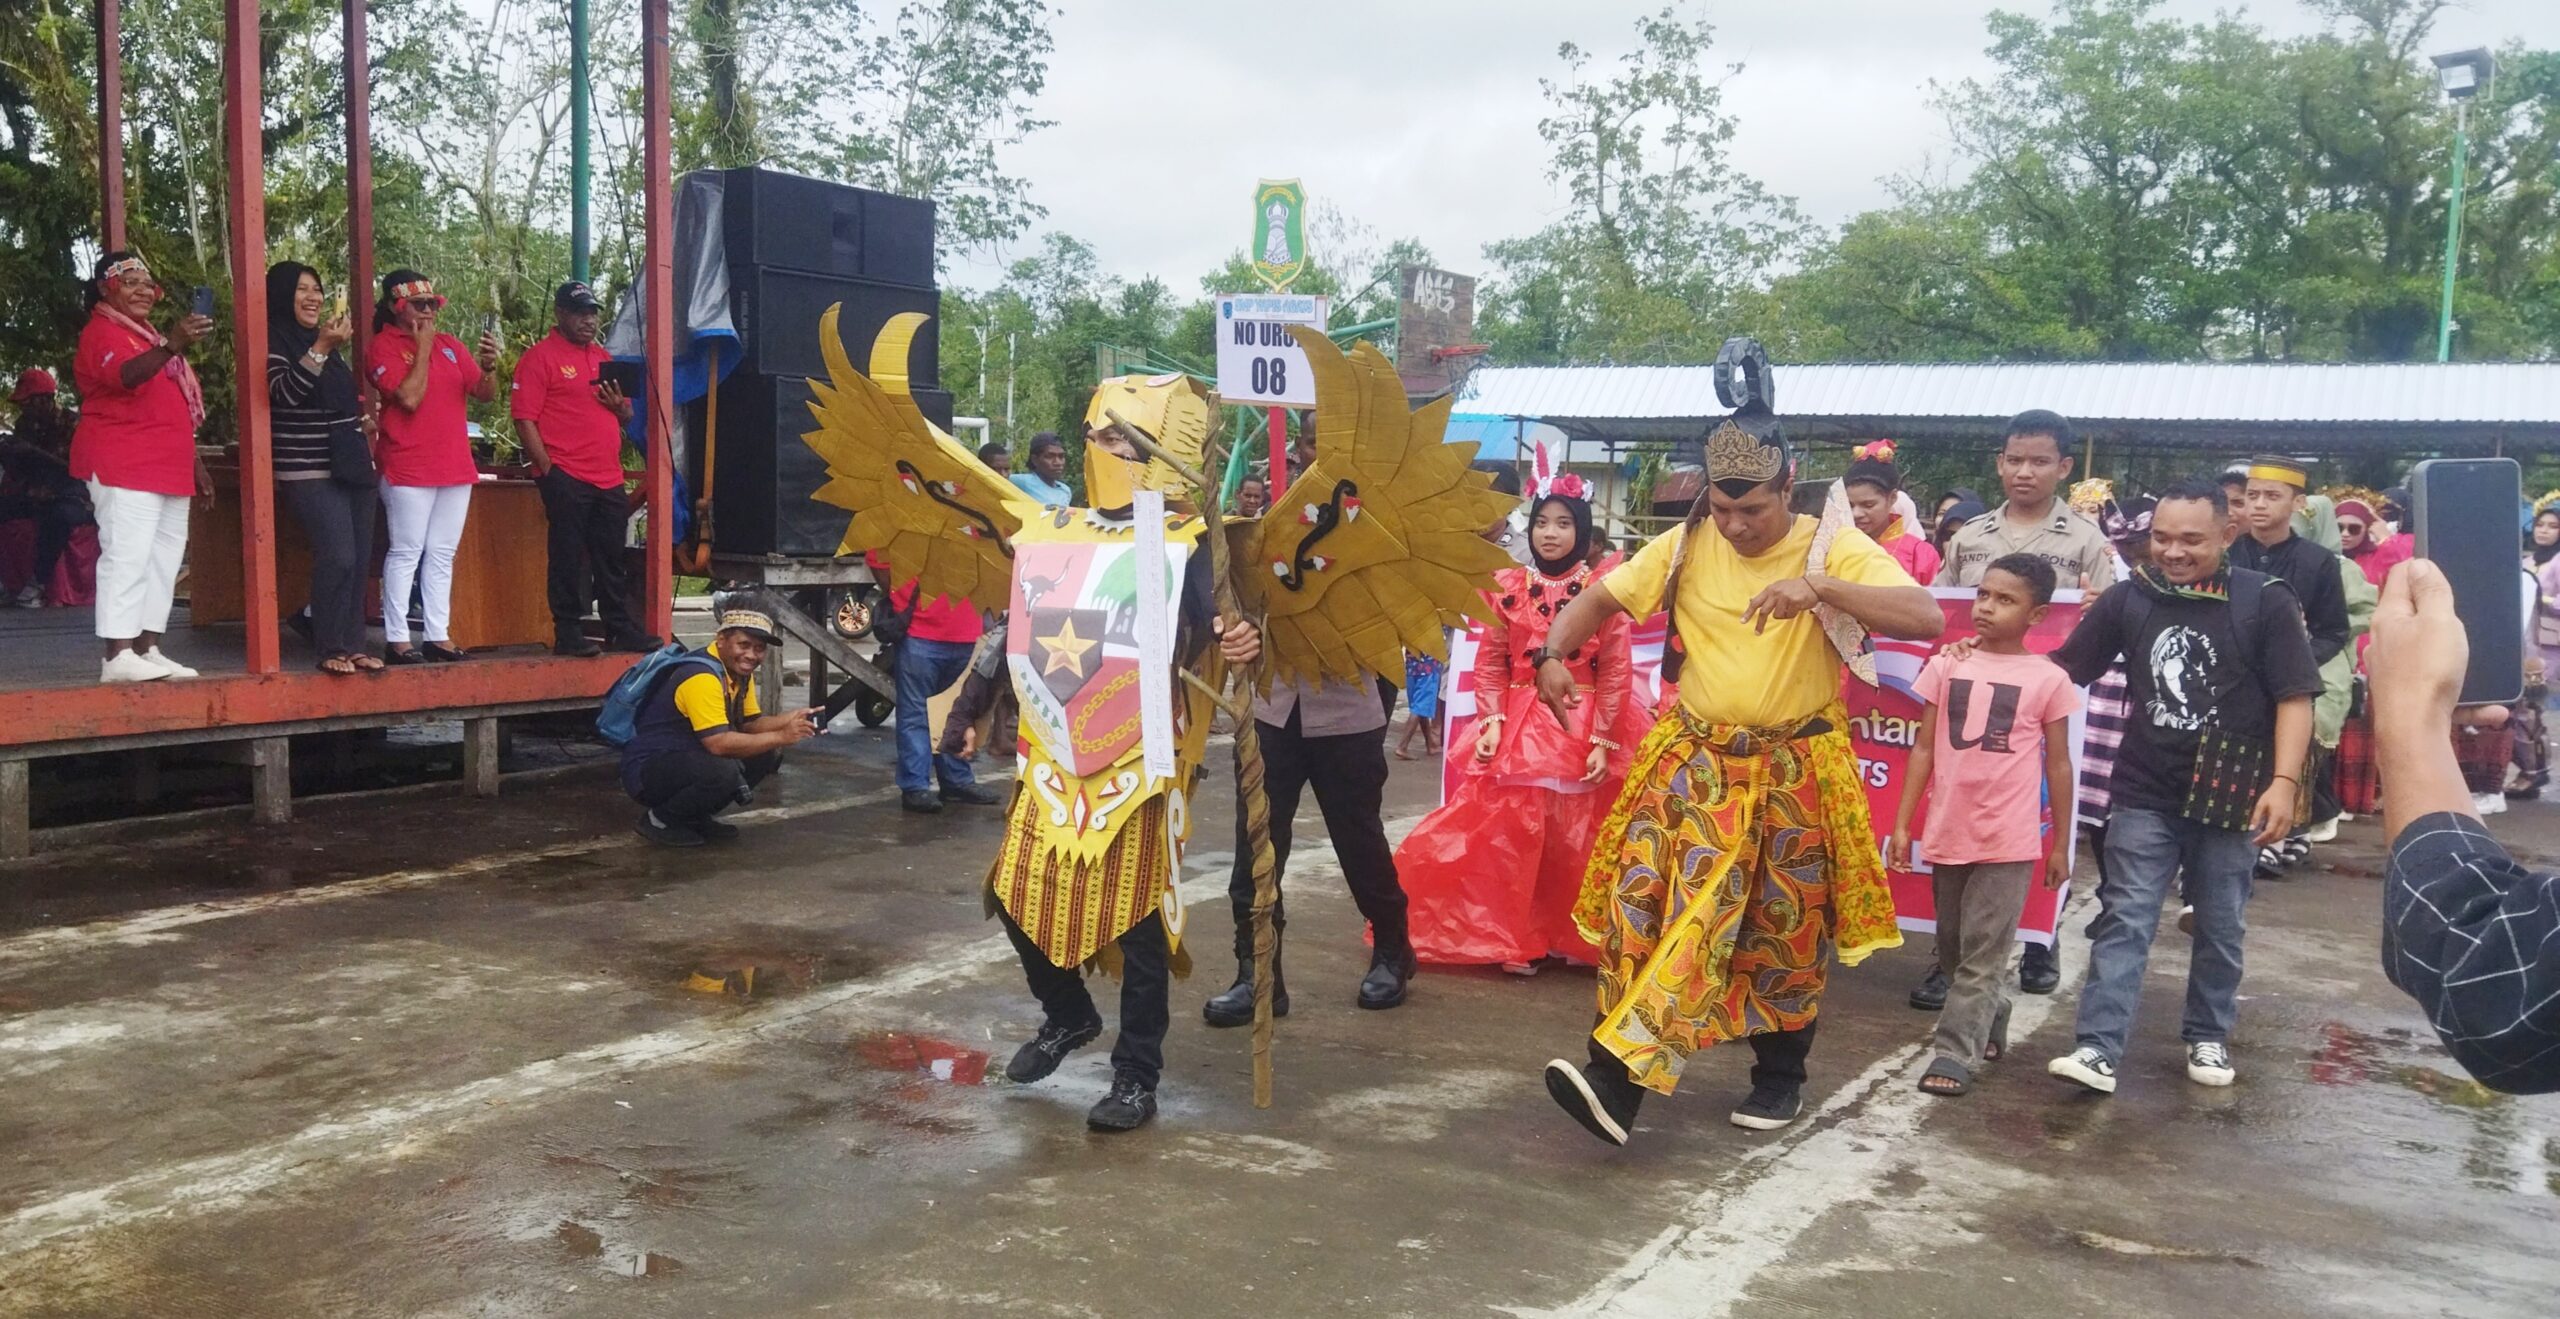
{"left": 249, "top": 736, "right": 290, "bottom": 825}
{"left": 0, "top": 760, "right": 27, "bottom": 860}
{"left": 7, "top": 697, "right": 598, "bottom": 763}
{"left": 0, "top": 653, "right": 631, "bottom": 750}
{"left": 748, "top": 589, "right": 892, "bottom": 699}
{"left": 344, "top": 0, "right": 373, "bottom": 374}
{"left": 97, "top": 0, "right": 124, "bottom": 249}
{"left": 641, "top": 0, "right": 674, "bottom": 642}
{"left": 223, "top": 0, "right": 280, "bottom": 674}
{"left": 462, "top": 717, "right": 500, "bottom": 797}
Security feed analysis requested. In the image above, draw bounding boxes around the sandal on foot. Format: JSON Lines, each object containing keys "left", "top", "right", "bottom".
{"left": 350, "top": 653, "right": 386, "bottom": 673}
{"left": 316, "top": 654, "right": 359, "bottom": 676}
{"left": 1984, "top": 1000, "right": 2014, "bottom": 1063}
{"left": 1918, "top": 1057, "right": 1972, "bottom": 1097}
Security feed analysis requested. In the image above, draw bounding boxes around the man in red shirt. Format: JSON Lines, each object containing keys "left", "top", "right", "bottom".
{"left": 510, "top": 281, "right": 657, "bottom": 656}
{"left": 867, "top": 551, "right": 998, "bottom": 814}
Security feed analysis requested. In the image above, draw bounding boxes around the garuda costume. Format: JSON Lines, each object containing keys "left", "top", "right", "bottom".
{"left": 803, "top": 311, "right": 1512, "bottom": 1127}
{"left": 1542, "top": 350, "right": 1918, "bottom": 1146}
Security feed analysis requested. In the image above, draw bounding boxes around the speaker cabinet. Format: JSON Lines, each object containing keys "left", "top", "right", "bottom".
{"left": 732, "top": 268, "right": 940, "bottom": 383}
{"left": 720, "top": 167, "right": 938, "bottom": 287}
{"left": 698, "top": 373, "right": 958, "bottom": 559}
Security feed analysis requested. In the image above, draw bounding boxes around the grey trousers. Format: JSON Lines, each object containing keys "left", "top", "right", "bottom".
{"left": 2075, "top": 808, "right": 2255, "bottom": 1062}
{"left": 1931, "top": 860, "right": 2034, "bottom": 1066}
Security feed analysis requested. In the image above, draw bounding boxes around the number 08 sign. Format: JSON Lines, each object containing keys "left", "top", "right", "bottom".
{"left": 1215, "top": 293, "right": 1329, "bottom": 408}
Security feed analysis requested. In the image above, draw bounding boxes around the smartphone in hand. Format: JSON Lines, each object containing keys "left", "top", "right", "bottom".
{"left": 2411, "top": 457, "right": 2525, "bottom": 706}
{"left": 190, "top": 286, "right": 215, "bottom": 318}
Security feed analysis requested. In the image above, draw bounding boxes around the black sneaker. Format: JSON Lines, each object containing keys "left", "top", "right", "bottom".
{"left": 1729, "top": 1084, "right": 1804, "bottom": 1131}
{"left": 1543, "top": 1057, "right": 1642, "bottom": 1146}
{"left": 2019, "top": 941, "right": 2061, "bottom": 995}
{"left": 696, "top": 817, "right": 741, "bottom": 843}
{"left": 1004, "top": 1015, "right": 1103, "bottom": 1084}
{"left": 634, "top": 811, "right": 706, "bottom": 848}
{"left": 1086, "top": 1071, "right": 1157, "bottom": 1132}
{"left": 554, "top": 636, "right": 604, "bottom": 658}
{"left": 901, "top": 790, "right": 943, "bottom": 815}
{"left": 1908, "top": 963, "right": 1950, "bottom": 1011}
{"left": 1358, "top": 946, "right": 1417, "bottom": 1010}
{"left": 941, "top": 781, "right": 1000, "bottom": 807}
{"left": 608, "top": 632, "right": 664, "bottom": 654}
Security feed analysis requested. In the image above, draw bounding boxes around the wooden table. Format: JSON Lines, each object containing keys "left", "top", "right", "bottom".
{"left": 192, "top": 464, "right": 554, "bottom": 649}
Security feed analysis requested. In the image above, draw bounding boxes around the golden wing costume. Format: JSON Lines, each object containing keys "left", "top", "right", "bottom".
{"left": 1234, "top": 329, "right": 1519, "bottom": 691}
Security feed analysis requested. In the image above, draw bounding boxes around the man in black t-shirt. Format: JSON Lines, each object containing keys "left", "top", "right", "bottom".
{"left": 2041, "top": 479, "right": 2320, "bottom": 1096}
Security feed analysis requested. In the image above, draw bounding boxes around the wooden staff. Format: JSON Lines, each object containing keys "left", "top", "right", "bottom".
{"left": 1106, "top": 411, "right": 1283, "bottom": 1107}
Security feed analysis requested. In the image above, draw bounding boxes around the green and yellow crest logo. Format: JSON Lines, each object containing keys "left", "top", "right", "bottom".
{"left": 1250, "top": 178, "right": 1307, "bottom": 292}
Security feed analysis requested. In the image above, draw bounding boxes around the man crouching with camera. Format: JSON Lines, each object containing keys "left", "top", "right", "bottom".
{"left": 622, "top": 608, "right": 820, "bottom": 846}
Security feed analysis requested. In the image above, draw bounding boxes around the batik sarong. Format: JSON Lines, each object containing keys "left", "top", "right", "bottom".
{"left": 1572, "top": 701, "right": 1900, "bottom": 1095}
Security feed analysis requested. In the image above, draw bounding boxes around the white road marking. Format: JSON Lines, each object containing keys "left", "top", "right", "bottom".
{"left": 0, "top": 781, "right": 937, "bottom": 968}
{"left": 1508, "top": 891, "right": 2095, "bottom": 1319}
{"left": 0, "top": 807, "right": 1419, "bottom": 1259}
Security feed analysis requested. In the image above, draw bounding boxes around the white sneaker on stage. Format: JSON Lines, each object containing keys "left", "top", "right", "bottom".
{"left": 138, "top": 648, "right": 198, "bottom": 679}
{"left": 100, "top": 651, "right": 169, "bottom": 684}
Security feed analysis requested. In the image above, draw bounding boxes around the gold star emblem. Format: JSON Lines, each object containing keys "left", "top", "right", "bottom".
{"left": 1039, "top": 617, "right": 1097, "bottom": 678}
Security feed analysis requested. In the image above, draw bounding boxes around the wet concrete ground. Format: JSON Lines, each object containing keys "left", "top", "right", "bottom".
{"left": 2, "top": 722, "right": 2555, "bottom": 1317}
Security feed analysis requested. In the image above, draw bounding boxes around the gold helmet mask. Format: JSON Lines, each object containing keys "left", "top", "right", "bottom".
{"left": 1083, "top": 372, "right": 1211, "bottom": 509}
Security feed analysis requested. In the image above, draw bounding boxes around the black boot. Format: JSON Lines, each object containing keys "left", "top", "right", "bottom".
{"left": 1202, "top": 957, "right": 1288, "bottom": 1029}
{"left": 1544, "top": 1041, "right": 1644, "bottom": 1146}
{"left": 1908, "top": 962, "right": 1950, "bottom": 1011}
{"left": 2018, "top": 941, "right": 2061, "bottom": 995}
{"left": 1004, "top": 1014, "right": 1103, "bottom": 1084}
{"left": 1357, "top": 942, "right": 1417, "bottom": 1010}
{"left": 1086, "top": 1070, "right": 1158, "bottom": 1132}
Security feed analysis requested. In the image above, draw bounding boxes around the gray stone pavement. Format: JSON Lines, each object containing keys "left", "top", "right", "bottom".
{"left": 0, "top": 723, "right": 2554, "bottom": 1317}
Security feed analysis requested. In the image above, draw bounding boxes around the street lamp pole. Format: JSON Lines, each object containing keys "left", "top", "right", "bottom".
{"left": 2430, "top": 47, "right": 2494, "bottom": 364}
{"left": 2436, "top": 98, "right": 2469, "bottom": 363}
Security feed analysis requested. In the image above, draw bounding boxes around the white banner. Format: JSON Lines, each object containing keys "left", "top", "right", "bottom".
{"left": 1133, "top": 490, "right": 1176, "bottom": 785}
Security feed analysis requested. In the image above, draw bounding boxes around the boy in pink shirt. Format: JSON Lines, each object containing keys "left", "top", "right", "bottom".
{"left": 1889, "top": 553, "right": 2081, "bottom": 1097}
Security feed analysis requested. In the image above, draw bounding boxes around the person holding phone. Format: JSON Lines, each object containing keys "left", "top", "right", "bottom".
{"left": 69, "top": 250, "right": 214, "bottom": 683}
{"left": 365, "top": 270, "right": 496, "bottom": 664}
{"left": 265, "top": 261, "right": 380, "bottom": 675}
{"left": 510, "top": 280, "right": 657, "bottom": 657}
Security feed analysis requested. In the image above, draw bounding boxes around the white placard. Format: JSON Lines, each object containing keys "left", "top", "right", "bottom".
{"left": 1215, "top": 293, "right": 1329, "bottom": 407}
{"left": 1133, "top": 490, "right": 1176, "bottom": 785}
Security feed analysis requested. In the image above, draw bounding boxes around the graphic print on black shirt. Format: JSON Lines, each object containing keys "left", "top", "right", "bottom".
{"left": 1943, "top": 678, "right": 2024, "bottom": 753}
{"left": 2052, "top": 569, "right": 2323, "bottom": 816}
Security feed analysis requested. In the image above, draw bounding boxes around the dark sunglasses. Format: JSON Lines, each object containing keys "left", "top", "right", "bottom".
{"left": 406, "top": 298, "right": 440, "bottom": 313}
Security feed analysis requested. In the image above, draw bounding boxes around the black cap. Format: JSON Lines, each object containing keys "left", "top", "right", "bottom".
{"left": 554, "top": 281, "right": 601, "bottom": 312}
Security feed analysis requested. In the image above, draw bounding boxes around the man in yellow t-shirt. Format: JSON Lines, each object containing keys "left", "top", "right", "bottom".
{"left": 621, "top": 608, "right": 821, "bottom": 847}
{"left": 1530, "top": 402, "right": 1943, "bottom": 1145}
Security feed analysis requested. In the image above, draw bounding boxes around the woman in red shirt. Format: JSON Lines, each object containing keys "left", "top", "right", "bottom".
{"left": 365, "top": 270, "right": 498, "bottom": 663}
{"left": 69, "top": 250, "right": 214, "bottom": 683}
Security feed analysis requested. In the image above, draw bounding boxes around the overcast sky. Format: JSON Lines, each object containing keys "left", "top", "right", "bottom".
{"left": 944, "top": 0, "right": 2557, "bottom": 292}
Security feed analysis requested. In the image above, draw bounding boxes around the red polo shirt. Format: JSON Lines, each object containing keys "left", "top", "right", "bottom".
{"left": 508, "top": 330, "right": 627, "bottom": 489}
{"left": 870, "top": 554, "right": 986, "bottom": 645}
{"left": 366, "top": 330, "right": 484, "bottom": 486}
{"left": 68, "top": 309, "right": 198, "bottom": 496}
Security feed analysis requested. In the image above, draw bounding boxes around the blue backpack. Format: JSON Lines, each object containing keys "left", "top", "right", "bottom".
{"left": 597, "top": 643, "right": 725, "bottom": 747}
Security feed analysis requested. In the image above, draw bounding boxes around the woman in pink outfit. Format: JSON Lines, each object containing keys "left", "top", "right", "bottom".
{"left": 1840, "top": 441, "right": 1940, "bottom": 584}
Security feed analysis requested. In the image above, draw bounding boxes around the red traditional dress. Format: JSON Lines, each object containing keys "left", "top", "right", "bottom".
{"left": 1396, "top": 559, "right": 1650, "bottom": 965}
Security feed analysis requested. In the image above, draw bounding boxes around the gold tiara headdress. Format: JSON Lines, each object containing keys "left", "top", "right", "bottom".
{"left": 1705, "top": 418, "right": 1784, "bottom": 485}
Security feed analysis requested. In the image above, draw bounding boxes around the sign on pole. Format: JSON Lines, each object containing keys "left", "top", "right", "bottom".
{"left": 1251, "top": 179, "right": 1308, "bottom": 292}
{"left": 1394, "top": 264, "right": 1477, "bottom": 396}
{"left": 1215, "top": 293, "right": 1328, "bottom": 409}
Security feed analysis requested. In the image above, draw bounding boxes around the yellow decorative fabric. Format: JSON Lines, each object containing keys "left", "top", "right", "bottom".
{"left": 1571, "top": 702, "right": 1901, "bottom": 1096}
{"left": 801, "top": 309, "right": 1027, "bottom": 616}
{"left": 1233, "top": 331, "right": 1517, "bottom": 692}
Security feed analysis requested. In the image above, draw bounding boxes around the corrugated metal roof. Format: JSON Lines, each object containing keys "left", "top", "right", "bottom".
{"left": 1454, "top": 362, "right": 2560, "bottom": 450}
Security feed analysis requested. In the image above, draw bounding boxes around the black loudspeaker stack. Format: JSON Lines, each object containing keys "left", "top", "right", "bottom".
{"left": 691, "top": 166, "right": 944, "bottom": 559}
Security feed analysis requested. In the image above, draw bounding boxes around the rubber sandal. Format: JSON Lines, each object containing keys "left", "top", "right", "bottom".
{"left": 316, "top": 654, "right": 359, "bottom": 676}
{"left": 350, "top": 654, "right": 386, "bottom": 673}
{"left": 1918, "top": 1057, "right": 1971, "bottom": 1097}
{"left": 1984, "top": 999, "right": 2014, "bottom": 1062}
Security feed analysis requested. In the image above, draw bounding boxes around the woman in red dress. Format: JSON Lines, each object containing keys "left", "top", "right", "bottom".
{"left": 1395, "top": 457, "right": 1648, "bottom": 970}
{"left": 1839, "top": 441, "right": 1939, "bottom": 584}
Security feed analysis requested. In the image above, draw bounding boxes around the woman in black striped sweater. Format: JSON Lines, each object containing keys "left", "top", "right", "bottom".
{"left": 266, "top": 261, "right": 381, "bottom": 674}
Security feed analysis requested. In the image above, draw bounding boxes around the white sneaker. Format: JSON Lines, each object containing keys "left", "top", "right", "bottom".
{"left": 2303, "top": 816, "right": 2340, "bottom": 844}
{"left": 139, "top": 648, "right": 199, "bottom": 678}
{"left": 2186, "top": 1041, "right": 2236, "bottom": 1087}
{"left": 2048, "top": 1047, "right": 2117, "bottom": 1094}
{"left": 2473, "top": 792, "right": 2509, "bottom": 817}
{"left": 9, "top": 584, "right": 41, "bottom": 608}
{"left": 100, "top": 650, "right": 169, "bottom": 684}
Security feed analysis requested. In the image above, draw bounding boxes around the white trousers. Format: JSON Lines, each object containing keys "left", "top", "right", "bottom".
{"left": 381, "top": 482, "right": 473, "bottom": 643}
{"left": 88, "top": 479, "right": 190, "bottom": 641}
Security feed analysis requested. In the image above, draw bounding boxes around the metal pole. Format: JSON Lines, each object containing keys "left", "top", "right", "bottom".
{"left": 1005, "top": 332, "right": 1016, "bottom": 434}
{"left": 642, "top": 0, "right": 674, "bottom": 638}
{"left": 225, "top": 0, "right": 279, "bottom": 673}
{"left": 2436, "top": 99, "right": 2470, "bottom": 364}
{"left": 344, "top": 0, "right": 373, "bottom": 371}
{"left": 97, "top": 0, "right": 124, "bottom": 249}
{"left": 571, "top": 0, "right": 592, "bottom": 282}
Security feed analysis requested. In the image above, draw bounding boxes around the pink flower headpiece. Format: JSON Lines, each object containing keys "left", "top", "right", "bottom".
{"left": 1528, "top": 439, "right": 1589, "bottom": 503}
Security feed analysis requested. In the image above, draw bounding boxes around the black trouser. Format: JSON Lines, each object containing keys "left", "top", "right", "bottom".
{"left": 1746, "top": 1021, "right": 1817, "bottom": 1092}
{"left": 1227, "top": 709, "right": 1409, "bottom": 966}
{"left": 0, "top": 491, "right": 90, "bottom": 596}
{"left": 1001, "top": 908, "right": 1170, "bottom": 1089}
{"left": 280, "top": 478, "right": 376, "bottom": 658}
{"left": 535, "top": 469, "right": 642, "bottom": 644}
{"left": 630, "top": 747, "right": 778, "bottom": 825}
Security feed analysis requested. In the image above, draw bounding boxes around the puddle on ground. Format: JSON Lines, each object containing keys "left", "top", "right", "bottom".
{"left": 2308, "top": 1022, "right": 2553, "bottom": 1195}
{"left": 553, "top": 1219, "right": 687, "bottom": 1280}
{"left": 848, "top": 1031, "right": 992, "bottom": 1086}
{"left": 615, "top": 925, "right": 879, "bottom": 1001}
